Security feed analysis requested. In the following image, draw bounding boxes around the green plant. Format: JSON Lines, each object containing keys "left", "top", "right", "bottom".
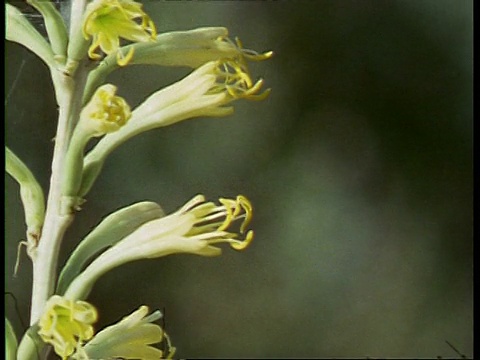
{"left": 5, "top": 1, "right": 272, "bottom": 358}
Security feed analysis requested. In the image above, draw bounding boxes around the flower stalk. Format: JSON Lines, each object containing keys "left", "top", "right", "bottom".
{"left": 30, "top": 74, "right": 76, "bottom": 324}
{"left": 30, "top": 55, "right": 91, "bottom": 325}
{"left": 6, "top": 0, "right": 271, "bottom": 358}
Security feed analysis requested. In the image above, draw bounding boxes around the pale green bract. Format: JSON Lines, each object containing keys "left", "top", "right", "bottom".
{"left": 6, "top": 146, "right": 45, "bottom": 269}
{"left": 5, "top": 3, "right": 56, "bottom": 67}
{"left": 26, "top": 0, "right": 69, "bottom": 63}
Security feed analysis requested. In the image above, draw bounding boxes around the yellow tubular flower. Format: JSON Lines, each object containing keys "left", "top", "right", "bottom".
{"left": 79, "top": 57, "right": 270, "bottom": 193}
{"left": 63, "top": 195, "right": 254, "bottom": 300}
{"left": 82, "top": 28, "right": 273, "bottom": 103}
{"left": 112, "top": 54, "right": 270, "bottom": 131}
{"left": 83, "top": 0, "right": 156, "bottom": 66}
{"left": 129, "top": 29, "right": 273, "bottom": 68}
{"left": 111, "top": 194, "right": 254, "bottom": 257}
{"left": 62, "top": 84, "right": 131, "bottom": 204}
{"left": 79, "top": 306, "right": 175, "bottom": 360}
{"left": 79, "top": 83, "right": 132, "bottom": 136}
{"left": 78, "top": 38, "right": 272, "bottom": 199}
{"left": 38, "top": 296, "right": 97, "bottom": 360}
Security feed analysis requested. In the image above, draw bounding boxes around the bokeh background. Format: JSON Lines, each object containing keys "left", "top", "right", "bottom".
{"left": 5, "top": 1, "right": 473, "bottom": 358}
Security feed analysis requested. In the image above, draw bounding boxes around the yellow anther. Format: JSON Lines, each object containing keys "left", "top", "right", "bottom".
{"left": 81, "top": 84, "right": 131, "bottom": 135}
{"left": 116, "top": 47, "right": 135, "bottom": 67}
{"left": 229, "top": 230, "right": 254, "bottom": 251}
{"left": 218, "top": 198, "right": 236, "bottom": 231}
{"left": 236, "top": 195, "right": 253, "bottom": 233}
{"left": 213, "top": 58, "right": 270, "bottom": 100}
{"left": 220, "top": 36, "right": 274, "bottom": 62}
{"left": 142, "top": 17, "right": 157, "bottom": 38}
{"left": 216, "top": 196, "right": 253, "bottom": 235}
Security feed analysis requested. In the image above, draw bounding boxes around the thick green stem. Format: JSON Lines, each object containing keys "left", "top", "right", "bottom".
{"left": 30, "top": 73, "right": 73, "bottom": 324}
{"left": 30, "top": 66, "right": 89, "bottom": 326}
{"left": 28, "top": 0, "right": 90, "bottom": 327}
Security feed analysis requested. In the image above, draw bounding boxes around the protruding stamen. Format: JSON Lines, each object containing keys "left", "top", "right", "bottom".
{"left": 236, "top": 195, "right": 253, "bottom": 233}
{"left": 218, "top": 198, "right": 236, "bottom": 231}
{"left": 116, "top": 47, "right": 135, "bottom": 67}
{"left": 229, "top": 230, "right": 254, "bottom": 251}
{"left": 211, "top": 58, "right": 271, "bottom": 100}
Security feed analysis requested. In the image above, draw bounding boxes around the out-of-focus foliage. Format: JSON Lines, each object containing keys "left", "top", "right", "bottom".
{"left": 5, "top": 1, "right": 472, "bottom": 358}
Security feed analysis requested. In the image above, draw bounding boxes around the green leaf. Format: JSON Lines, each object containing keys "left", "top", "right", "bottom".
{"left": 16, "top": 324, "right": 43, "bottom": 360}
{"left": 26, "top": 0, "right": 69, "bottom": 63}
{"left": 6, "top": 3, "right": 56, "bottom": 68}
{"left": 5, "top": 318, "right": 18, "bottom": 360}
{"left": 6, "top": 147, "right": 45, "bottom": 243}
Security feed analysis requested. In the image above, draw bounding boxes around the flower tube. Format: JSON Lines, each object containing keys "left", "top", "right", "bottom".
{"left": 64, "top": 194, "right": 254, "bottom": 300}
{"left": 79, "top": 55, "right": 271, "bottom": 197}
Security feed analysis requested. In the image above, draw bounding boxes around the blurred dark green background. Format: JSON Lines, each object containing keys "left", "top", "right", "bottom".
{"left": 5, "top": 1, "right": 472, "bottom": 358}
